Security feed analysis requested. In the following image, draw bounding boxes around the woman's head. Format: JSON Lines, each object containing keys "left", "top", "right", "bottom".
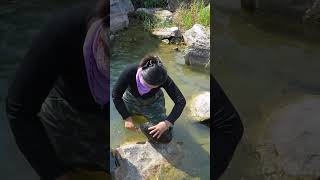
{"left": 139, "top": 55, "right": 168, "bottom": 87}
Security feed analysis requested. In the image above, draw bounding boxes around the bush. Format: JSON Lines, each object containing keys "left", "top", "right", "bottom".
{"left": 173, "top": 0, "right": 210, "bottom": 30}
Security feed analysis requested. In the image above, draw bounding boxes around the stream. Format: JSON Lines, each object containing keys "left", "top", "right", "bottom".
{"left": 214, "top": 3, "right": 320, "bottom": 180}
{"left": 110, "top": 24, "right": 210, "bottom": 179}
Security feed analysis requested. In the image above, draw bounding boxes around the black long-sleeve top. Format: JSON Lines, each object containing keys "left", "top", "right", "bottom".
{"left": 5, "top": 4, "right": 108, "bottom": 180}
{"left": 112, "top": 64, "right": 186, "bottom": 124}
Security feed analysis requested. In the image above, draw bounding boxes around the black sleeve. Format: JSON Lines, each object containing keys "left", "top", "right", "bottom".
{"left": 5, "top": 15, "right": 68, "bottom": 180}
{"left": 112, "top": 65, "right": 135, "bottom": 120}
{"left": 212, "top": 76, "right": 244, "bottom": 180}
{"left": 162, "top": 76, "right": 186, "bottom": 124}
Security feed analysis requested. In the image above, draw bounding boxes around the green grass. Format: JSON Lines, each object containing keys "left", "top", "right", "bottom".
{"left": 174, "top": 0, "right": 210, "bottom": 30}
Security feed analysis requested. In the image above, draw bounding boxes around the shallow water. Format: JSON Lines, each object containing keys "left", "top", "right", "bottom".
{"left": 213, "top": 6, "right": 320, "bottom": 180}
{"left": 110, "top": 24, "right": 210, "bottom": 179}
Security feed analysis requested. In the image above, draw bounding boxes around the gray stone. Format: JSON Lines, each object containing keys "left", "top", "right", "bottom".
{"left": 188, "top": 92, "right": 210, "bottom": 122}
{"left": 110, "top": 0, "right": 134, "bottom": 33}
{"left": 112, "top": 141, "right": 186, "bottom": 180}
{"left": 183, "top": 24, "right": 210, "bottom": 69}
{"left": 152, "top": 27, "right": 181, "bottom": 39}
{"left": 162, "top": 39, "right": 170, "bottom": 44}
{"left": 183, "top": 24, "right": 210, "bottom": 48}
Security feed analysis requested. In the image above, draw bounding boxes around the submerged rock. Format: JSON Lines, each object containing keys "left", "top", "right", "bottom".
{"left": 188, "top": 92, "right": 210, "bottom": 122}
{"left": 183, "top": 24, "right": 210, "bottom": 69}
{"left": 112, "top": 141, "right": 190, "bottom": 180}
{"left": 257, "top": 96, "right": 320, "bottom": 179}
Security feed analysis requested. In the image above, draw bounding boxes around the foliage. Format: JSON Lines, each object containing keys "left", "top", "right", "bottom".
{"left": 173, "top": 0, "right": 210, "bottom": 30}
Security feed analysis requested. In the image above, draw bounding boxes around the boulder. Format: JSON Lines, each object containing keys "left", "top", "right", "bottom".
{"left": 183, "top": 24, "right": 210, "bottom": 48}
{"left": 152, "top": 27, "right": 181, "bottom": 39}
{"left": 182, "top": 24, "right": 210, "bottom": 69}
{"left": 136, "top": 8, "right": 173, "bottom": 23}
{"left": 188, "top": 92, "right": 210, "bottom": 122}
{"left": 112, "top": 141, "right": 189, "bottom": 180}
{"left": 110, "top": 0, "right": 135, "bottom": 33}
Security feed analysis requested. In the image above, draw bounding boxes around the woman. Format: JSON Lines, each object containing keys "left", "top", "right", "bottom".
{"left": 212, "top": 76, "right": 244, "bottom": 180}
{"left": 6, "top": 1, "right": 109, "bottom": 180}
{"left": 112, "top": 55, "right": 186, "bottom": 143}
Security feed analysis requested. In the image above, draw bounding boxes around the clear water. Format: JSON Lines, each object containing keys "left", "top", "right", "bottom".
{"left": 110, "top": 24, "right": 210, "bottom": 179}
{"left": 214, "top": 7, "right": 320, "bottom": 180}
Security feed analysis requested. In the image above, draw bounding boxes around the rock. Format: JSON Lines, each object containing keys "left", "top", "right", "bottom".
{"left": 140, "top": 122, "right": 172, "bottom": 144}
{"left": 188, "top": 92, "right": 210, "bottom": 122}
{"left": 184, "top": 46, "right": 210, "bottom": 68}
{"left": 303, "top": 0, "right": 320, "bottom": 25}
{"left": 110, "top": 0, "right": 135, "bottom": 33}
{"left": 152, "top": 27, "right": 181, "bottom": 39}
{"left": 182, "top": 24, "right": 210, "bottom": 69}
{"left": 112, "top": 141, "right": 187, "bottom": 180}
{"left": 162, "top": 39, "right": 170, "bottom": 44}
{"left": 183, "top": 24, "right": 210, "bottom": 48}
{"left": 257, "top": 96, "right": 320, "bottom": 178}
{"left": 136, "top": 8, "right": 173, "bottom": 23}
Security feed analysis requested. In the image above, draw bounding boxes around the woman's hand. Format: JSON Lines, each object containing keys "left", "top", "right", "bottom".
{"left": 148, "top": 120, "right": 172, "bottom": 139}
{"left": 124, "top": 117, "right": 137, "bottom": 131}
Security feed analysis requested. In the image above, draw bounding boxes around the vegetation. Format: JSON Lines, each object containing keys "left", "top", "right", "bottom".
{"left": 173, "top": 0, "right": 210, "bottom": 30}
{"left": 134, "top": 0, "right": 210, "bottom": 31}
{"left": 136, "top": 11, "right": 173, "bottom": 30}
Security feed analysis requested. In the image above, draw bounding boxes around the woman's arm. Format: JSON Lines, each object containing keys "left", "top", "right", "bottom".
{"left": 6, "top": 15, "right": 68, "bottom": 180}
{"left": 111, "top": 65, "right": 133, "bottom": 120}
{"left": 212, "top": 76, "right": 244, "bottom": 180}
{"left": 162, "top": 76, "right": 186, "bottom": 124}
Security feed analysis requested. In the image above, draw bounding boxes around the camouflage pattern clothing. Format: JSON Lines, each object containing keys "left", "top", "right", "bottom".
{"left": 122, "top": 89, "right": 173, "bottom": 143}
{"left": 38, "top": 89, "right": 107, "bottom": 172}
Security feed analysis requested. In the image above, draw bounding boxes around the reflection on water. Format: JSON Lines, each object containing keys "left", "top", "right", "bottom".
{"left": 110, "top": 24, "right": 210, "bottom": 179}
{"left": 214, "top": 6, "right": 320, "bottom": 180}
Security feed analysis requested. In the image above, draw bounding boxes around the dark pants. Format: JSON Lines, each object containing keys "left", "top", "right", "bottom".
{"left": 212, "top": 77, "right": 244, "bottom": 180}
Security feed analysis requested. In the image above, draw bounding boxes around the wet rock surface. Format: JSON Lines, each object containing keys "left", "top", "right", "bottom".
{"left": 112, "top": 141, "right": 193, "bottom": 180}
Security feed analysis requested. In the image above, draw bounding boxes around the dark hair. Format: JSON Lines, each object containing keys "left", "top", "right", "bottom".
{"left": 139, "top": 55, "right": 168, "bottom": 86}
